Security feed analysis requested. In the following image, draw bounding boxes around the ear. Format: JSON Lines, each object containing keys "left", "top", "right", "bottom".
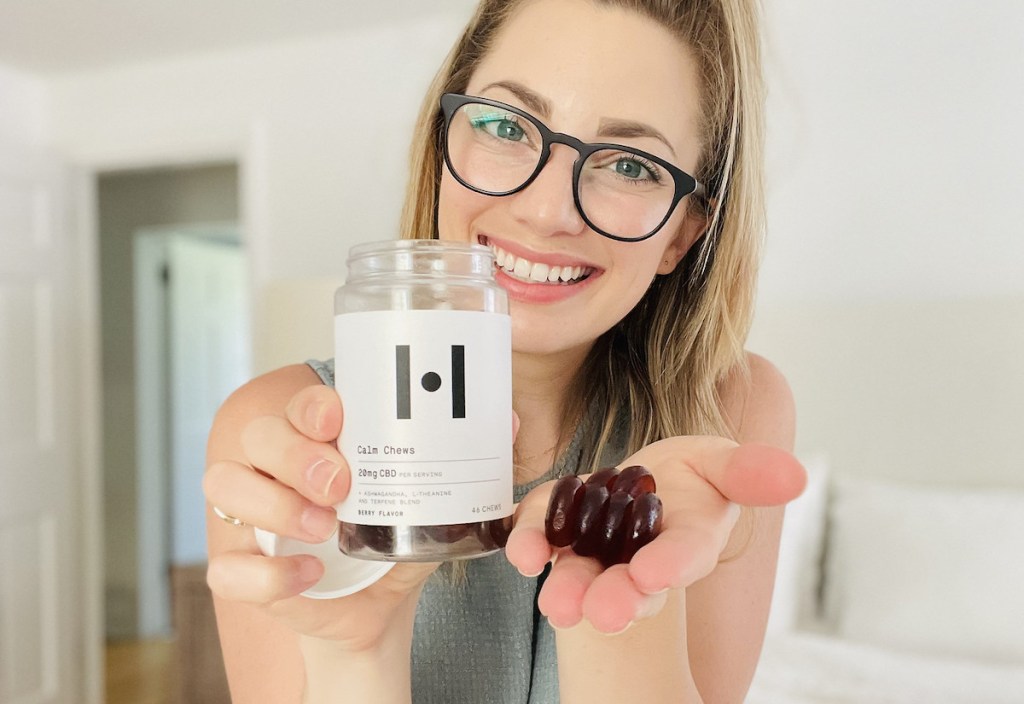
{"left": 656, "top": 206, "right": 710, "bottom": 275}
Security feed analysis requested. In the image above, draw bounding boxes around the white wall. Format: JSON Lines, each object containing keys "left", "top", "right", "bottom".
{"left": 759, "top": 0, "right": 1024, "bottom": 304}
{"left": 43, "top": 3, "right": 1024, "bottom": 306}
{"left": 750, "top": 1, "right": 1024, "bottom": 487}
{"left": 35, "top": 3, "right": 1024, "bottom": 487}
{"left": 0, "top": 63, "right": 49, "bottom": 145}
{"left": 43, "top": 16, "right": 470, "bottom": 372}
{"left": 45, "top": 17, "right": 468, "bottom": 286}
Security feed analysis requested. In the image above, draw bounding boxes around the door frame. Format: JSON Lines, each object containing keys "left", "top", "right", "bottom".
{"left": 75, "top": 127, "right": 267, "bottom": 704}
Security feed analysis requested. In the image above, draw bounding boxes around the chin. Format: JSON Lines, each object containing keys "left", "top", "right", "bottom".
{"left": 510, "top": 315, "right": 596, "bottom": 360}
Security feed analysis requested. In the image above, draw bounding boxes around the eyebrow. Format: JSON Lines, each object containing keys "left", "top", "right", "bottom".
{"left": 597, "top": 118, "right": 677, "bottom": 159}
{"left": 477, "top": 80, "right": 678, "bottom": 158}
{"left": 478, "top": 80, "right": 552, "bottom": 118}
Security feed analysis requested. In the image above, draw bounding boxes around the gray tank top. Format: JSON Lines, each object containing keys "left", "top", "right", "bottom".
{"left": 306, "top": 359, "right": 627, "bottom": 703}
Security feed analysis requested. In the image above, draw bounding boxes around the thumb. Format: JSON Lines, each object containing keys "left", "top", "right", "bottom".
{"left": 709, "top": 443, "right": 807, "bottom": 507}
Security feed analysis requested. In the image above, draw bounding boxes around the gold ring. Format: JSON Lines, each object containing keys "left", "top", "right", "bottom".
{"left": 213, "top": 506, "right": 246, "bottom": 527}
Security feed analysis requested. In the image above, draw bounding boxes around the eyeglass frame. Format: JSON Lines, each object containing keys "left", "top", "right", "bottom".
{"left": 439, "top": 92, "right": 706, "bottom": 243}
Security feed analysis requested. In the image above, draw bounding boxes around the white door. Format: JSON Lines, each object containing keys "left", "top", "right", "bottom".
{"left": 134, "top": 229, "right": 250, "bottom": 636}
{"left": 167, "top": 233, "right": 250, "bottom": 566}
{"left": 0, "top": 141, "right": 81, "bottom": 701}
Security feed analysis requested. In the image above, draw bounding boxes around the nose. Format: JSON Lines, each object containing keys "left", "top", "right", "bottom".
{"left": 507, "top": 144, "right": 586, "bottom": 237}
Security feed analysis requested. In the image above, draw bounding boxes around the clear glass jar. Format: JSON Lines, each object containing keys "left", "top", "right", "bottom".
{"left": 334, "top": 239, "right": 513, "bottom": 561}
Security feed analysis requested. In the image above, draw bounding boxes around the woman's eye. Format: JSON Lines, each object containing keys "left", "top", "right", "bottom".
{"left": 613, "top": 157, "right": 658, "bottom": 181}
{"left": 497, "top": 119, "right": 525, "bottom": 141}
{"left": 470, "top": 113, "right": 526, "bottom": 142}
{"left": 489, "top": 119, "right": 525, "bottom": 141}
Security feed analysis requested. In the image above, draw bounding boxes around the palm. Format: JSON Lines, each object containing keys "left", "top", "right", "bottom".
{"left": 505, "top": 437, "right": 805, "bottom": 632}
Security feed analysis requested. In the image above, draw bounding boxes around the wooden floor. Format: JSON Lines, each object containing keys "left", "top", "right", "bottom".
{"left": 105, "top": 638, "right": 178, "bottom": 704}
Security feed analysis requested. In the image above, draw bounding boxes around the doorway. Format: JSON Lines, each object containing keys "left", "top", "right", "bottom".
{"left": 96, "top": 164, "right": 246, "bottom": 657}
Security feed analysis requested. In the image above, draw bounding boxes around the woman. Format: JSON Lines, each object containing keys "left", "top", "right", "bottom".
{"left": 203, "top": 0, "right": 804, "bottom": 701}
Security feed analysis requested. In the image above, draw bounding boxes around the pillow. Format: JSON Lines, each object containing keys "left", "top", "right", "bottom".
{"left": 823, "top": 475, "right": 1024, "bottom": 664}
{"left": 766, "top": 454, "right": 830, "bottom": 635}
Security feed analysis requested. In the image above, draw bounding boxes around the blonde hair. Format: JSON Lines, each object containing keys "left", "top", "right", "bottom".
{"left": 400, "top": 0, "right": 766, "bottom": 464}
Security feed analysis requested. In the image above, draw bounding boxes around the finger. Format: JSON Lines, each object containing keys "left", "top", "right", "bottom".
{"left": 641, "top": 438, "right": 805, "bottom": 507}
{"left": 207, "top": 551, "right": 324, "bottom": 604}
{"left": 241, "top": 415, "right": 350, "bottom": 505}
{"left": 537, "top": 550, "right": 603, "bottom": 629}
{"left": 627, "top": 506, "right": 740, "bottom": 594}
{"left": 512, "top": 409, "right": 521, "bottom": 444}
{"left": 284, "top": 384, "right": 344, "bottom": 443}
{"left": 204, "top": 460, "right": 338, "bottom": 543}
{"left": 504, "top": 480, "right": 555, "bottom": 577}
{"left": 581, "top": 565, "right": 668, "bottom": 633}
{"left": 710, "top": 443, "right": 807, "bottom": 507}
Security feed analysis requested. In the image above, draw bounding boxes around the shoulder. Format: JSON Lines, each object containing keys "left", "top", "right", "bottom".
{"left": 717, "top": 352, "right": 795, "bottom": 451}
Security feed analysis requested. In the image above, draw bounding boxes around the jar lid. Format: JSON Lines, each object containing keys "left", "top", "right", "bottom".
{"left": 254, "top": 525, "right": 395, "bottom": 599}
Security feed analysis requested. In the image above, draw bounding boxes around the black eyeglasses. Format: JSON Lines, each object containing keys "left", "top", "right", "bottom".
{"left": 440, "top": 92, "right": 705, "bottom": 242}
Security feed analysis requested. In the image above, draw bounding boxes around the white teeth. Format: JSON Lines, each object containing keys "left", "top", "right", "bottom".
{"left": 513, "top": 258, "right": 531, "bottom": 278}
{"left": 487, "top": 242, "right": 590, "bottom": 284}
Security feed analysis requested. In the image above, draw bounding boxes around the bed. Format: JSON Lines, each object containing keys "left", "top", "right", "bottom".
{"left": 747, "top": 456, "right": 1024, "bottom": 703}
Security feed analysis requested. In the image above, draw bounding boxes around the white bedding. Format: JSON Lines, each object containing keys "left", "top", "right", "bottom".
{"left": 747, "top": 631, "right": 1024, "bottom": 704}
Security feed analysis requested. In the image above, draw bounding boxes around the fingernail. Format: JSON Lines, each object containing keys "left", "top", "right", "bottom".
{"left": 301, "top": 506, "right": 338, "bottom": 542}
{"left": 546, "top": 617, "right": 568, "bottom": 631}
{"left": 518, "top": 566, "right": 544, "bottom": 578}
{"left": 306, "top": 458, "right": 342, "bottom": 499}
{"left": 305, "top": 401, "right": 326, "bottom": 434}
{"left": 603, "top": 620, "right": 634, "bottom": 636}
{"left": 636, "top": 591, "right": 668, "bottom": 619}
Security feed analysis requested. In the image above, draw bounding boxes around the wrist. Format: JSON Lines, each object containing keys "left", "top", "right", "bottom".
{"left": 300, "top": 636, "right": 411, "bottom": 704}
{"left": 299, "top": 593, "right": 419, "bottom": 704}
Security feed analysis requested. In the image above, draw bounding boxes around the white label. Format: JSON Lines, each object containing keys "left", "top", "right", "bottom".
{"left": 334, "top": 310, "right": 513, "bottom": 526}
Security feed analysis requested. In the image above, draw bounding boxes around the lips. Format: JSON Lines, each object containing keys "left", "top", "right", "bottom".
{"left": 481, "top": 237, "right": 596, "bottom": 285}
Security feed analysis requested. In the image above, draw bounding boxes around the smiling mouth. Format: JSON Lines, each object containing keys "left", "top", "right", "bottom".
{"left": 480, "top": 238, "right": 595, "bottom": 284}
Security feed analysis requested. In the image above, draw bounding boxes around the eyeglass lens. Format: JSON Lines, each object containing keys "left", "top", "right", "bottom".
{"left": 445, "top": 101, "right": 677, "bottom": 240}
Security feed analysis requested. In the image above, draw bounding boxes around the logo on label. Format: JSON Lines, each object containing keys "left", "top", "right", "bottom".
{"left": 395, "top": 345, "right": 466, "bottom": 420}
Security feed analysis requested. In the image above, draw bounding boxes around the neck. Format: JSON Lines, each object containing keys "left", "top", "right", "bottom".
{"left": 511, "top": 344, "right": 591, "bottom": 482}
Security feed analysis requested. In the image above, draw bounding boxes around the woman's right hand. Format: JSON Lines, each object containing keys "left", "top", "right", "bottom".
{"left": 203, "top": 365, "right": 441, "bottom": 654}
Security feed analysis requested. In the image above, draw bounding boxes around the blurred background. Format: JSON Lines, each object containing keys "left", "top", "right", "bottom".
{"left": 0, "top": 1, "right": 1020, "bottom": 703}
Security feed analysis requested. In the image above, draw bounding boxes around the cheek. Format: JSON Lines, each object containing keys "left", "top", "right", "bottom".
{"left": 618, "top": 240, "right": 672, "bottom": 283}
{"left": 438, "top": 171, "right": 488, "bottom": 240}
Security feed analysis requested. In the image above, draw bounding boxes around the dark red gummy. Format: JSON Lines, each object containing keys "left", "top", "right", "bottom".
{"left": 571, "top": 484, "right": 610, "bottom": 557}
{"left": 620, "top": 492, "right": 664, "bottom": 564}
{"left": 585, "top": 466, "right": 620, "bottom": 490}
{"left": 487, "top": 515, "right": 514, "bottom": 548}
{"left": 611, "top": 465, "right": 657, "bottom": 498}
{"left": 341, "top": 523, "right": 396, "bottom": 553}
{"left": 542, "top": 464, "right": 664, "bottom": 566}
{"left": 545, "top": 475, "right": 586, "bottom": 547}
{"left": 424, "top": 522, "right": 472, "bottom": 544}
{"left": 596, "top": 491, "right": 635, "bottom": 567}
{"left": 340, "top": 518, "right": 509, "bottom": 558}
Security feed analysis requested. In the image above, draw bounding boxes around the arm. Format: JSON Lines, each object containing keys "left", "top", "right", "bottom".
{"left": 206, "top": 364, "right": 424, "bottom": 703}
{"left": 686, "top": 353, "right": 795, "bottom": 702}
{"left": 206, "top": 364, "right": 314, "bottom": 703}
{"left": 554, "top": 353, "right": 796, "bottom": 703}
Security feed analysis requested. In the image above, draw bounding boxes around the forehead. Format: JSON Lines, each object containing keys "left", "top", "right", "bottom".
{"left": 466, "top": 0, "right": 702, "bottom": 157}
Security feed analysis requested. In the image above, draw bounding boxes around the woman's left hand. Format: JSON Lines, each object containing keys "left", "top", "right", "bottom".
{"left": 504, "top": 437, "right": 806, "bottom": 633}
